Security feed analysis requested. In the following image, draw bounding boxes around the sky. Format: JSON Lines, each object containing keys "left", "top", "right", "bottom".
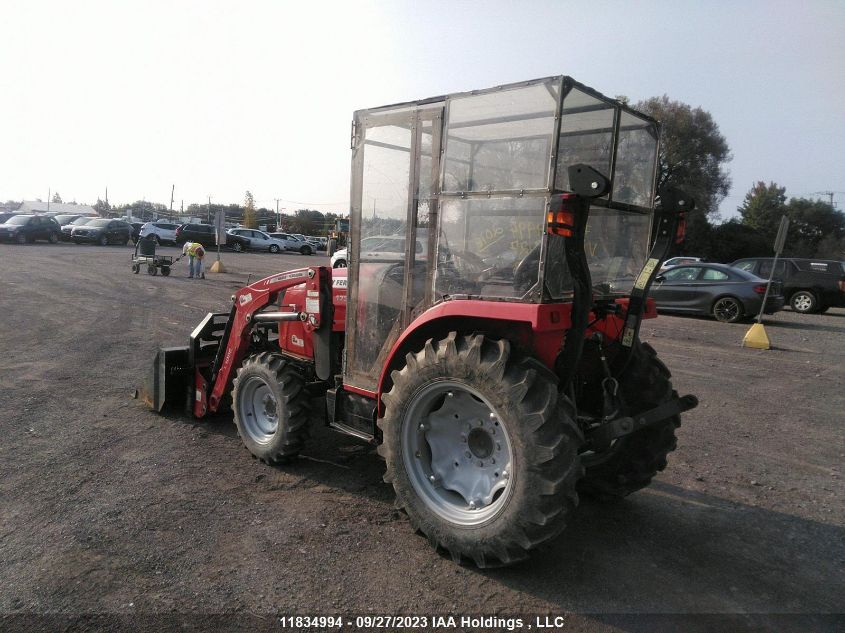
{"left": 1, "top": 0, "right": 843, "bottom": 219}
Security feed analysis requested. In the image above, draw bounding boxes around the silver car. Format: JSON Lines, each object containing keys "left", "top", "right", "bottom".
{"left": 227, "top": 228, "right": 287, "bottom": 253}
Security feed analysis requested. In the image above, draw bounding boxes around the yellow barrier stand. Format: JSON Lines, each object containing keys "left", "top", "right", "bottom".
{"left": 742, "top": 322, "right": 770, "bottom": 350}
{"left": 209, "top": 259, "right": 226, "bottom": 273}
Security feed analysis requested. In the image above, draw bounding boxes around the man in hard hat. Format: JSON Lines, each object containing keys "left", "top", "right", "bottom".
{"left": 179, "top": 241, "right": 206, "bottom": 279}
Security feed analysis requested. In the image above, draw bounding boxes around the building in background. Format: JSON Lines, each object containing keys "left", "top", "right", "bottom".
{"left": 16, "top": 201, "right": 97, "bottom": 217}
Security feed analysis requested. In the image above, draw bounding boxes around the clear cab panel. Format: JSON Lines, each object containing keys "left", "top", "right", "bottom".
{"left": 344, "top": 77, "right": 660, "bottom": 390}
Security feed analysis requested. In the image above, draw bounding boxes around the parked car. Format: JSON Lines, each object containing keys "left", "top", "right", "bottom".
{"left": 659, "top": 256, "right": 702, "bottom": 271}
{"left": 331, "top": 234, "right": 424, "bottom": 268}
{"left": 268, "top": 232, "right": 314, "bottom": 255}
{"left": 651, "top": 262, "right": 784, "bottom": 323}
{"left": 138, "top": 220, "right": 180, "bottom": 245}
{"left": 730, "top": 257, "right": 845, "bottom": 314}
{"left": 61, "top": 216, "right": 95, "bottom": 241}
{"left": 51, "top": 214, "right": 84, "bottom": 227}
{"left": 129, "top": 222, "right": 144, "bottom": 243}
{"left": 228, "top": 228, "right": 287, "bottom": 253}
{"left": 0, "top": 215, "right": 62, "bottom": 244}
{"left": 175, "top": 223, "right": 251, "bottom": 252}
{"left": 70, "top": 218, "right": 132, "bottom": 245}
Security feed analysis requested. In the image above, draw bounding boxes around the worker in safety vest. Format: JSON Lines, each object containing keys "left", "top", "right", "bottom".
{"left": 180, "top": 241, "right": 206, "bottom": 279}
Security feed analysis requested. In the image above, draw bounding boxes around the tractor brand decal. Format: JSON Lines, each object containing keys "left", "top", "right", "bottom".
{"left": 633, "top": 258, "right": 660, "bottom": 290}
{"left": 291, "top": 335, "right": 305, "bottom": 348}
{"left": 267, "top": 270, "right": 308, "bottom": 285}
{"left": 238, "top": 292, "right": 253, "bottom": 306}
{"left": 332, "top": 278, "right": 347, "bottom": 288}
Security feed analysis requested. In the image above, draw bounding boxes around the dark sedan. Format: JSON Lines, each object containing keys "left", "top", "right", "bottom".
{"left": 70, "top": 218, "right": 132, "bottom": 245}
{"left": 651, "top": 263, "right": 784, "bottom": 323}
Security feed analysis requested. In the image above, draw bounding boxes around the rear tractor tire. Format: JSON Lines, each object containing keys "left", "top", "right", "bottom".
{"left": 232, "top": 352, "right": 311, "bottom": 463}
{"left": 578, "top": 341, "right": 680, "bottom": 500}
{"left": 379, "top": 333, "right": 583, "bottom": 567}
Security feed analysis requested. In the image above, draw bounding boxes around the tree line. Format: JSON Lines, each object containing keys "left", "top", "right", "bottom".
{"left": 93, "top": 192, "right": 346, "bottom": 237}
{"left": 637, "top": 96, "right": 844, "bottom": 263}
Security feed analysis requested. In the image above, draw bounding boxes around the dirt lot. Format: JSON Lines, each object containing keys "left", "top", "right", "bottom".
{"left": 0, "top": 243, "right": 843, "bottom": 632}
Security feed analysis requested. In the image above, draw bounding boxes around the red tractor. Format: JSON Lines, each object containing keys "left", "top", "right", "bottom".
{"left": 143, "top": 76, "right": 697, "bottom": 567}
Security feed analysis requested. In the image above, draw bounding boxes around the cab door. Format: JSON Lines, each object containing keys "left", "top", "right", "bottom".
{"left": 344, "top": 106, "right": 443, "bottom": 391}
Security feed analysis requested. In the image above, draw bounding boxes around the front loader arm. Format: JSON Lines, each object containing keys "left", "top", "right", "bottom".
{"left": 198, "top": 267, "right": 331, "bottom": 417}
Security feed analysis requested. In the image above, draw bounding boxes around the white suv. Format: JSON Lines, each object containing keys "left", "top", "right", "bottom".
{"left": 139, "top": 220, "right": 180, "bottom": 245}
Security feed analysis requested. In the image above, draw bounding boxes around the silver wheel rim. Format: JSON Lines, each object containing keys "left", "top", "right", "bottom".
{"left": 794, "top": 294, "right": 812, "bottom": 311}
{"left": 238, "top": 376, "right": 279, "bottom": 444}
{"left": 714, "top": 298, "right": 739, "bottom": 321}
{"left": 401, "top": 381, "right": 513, "bottom": 526}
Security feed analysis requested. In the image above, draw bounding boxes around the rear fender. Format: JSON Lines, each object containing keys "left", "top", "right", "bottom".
{"left": 375, "top": 298, "right": 657, "bottom": 405}
{"left": 375, "top": 301, "right": 573, "bottom": 403}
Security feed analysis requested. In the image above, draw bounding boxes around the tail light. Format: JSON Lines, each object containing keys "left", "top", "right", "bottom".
{"left": 546, "top": 193, "right": 577, "bottom": 237}
{"left": 175, "top": 226, "right": 182, "bottom": 237}
{"left": 753, "top": 284, "right": 767, "bottom": 295}
{"left": 839, "top": 280, "right": 845, "bottom": 292}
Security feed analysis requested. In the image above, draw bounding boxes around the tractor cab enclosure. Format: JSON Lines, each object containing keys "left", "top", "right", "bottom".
{"left": 345, "top": 76, "right": 660, "bottom": 392}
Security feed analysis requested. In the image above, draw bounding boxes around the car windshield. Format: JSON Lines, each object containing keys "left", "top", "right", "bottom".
{"left": 71, "top": 217, "right": 93, "bottom": 225}
{"left": 88, "top": 219, "right": 112, "bottom": 227}
{"left": 54, "top": 215, "right": 78, "bottom": 224}
{"left": 7, "top": 216, "right": 32, "bottom": 225}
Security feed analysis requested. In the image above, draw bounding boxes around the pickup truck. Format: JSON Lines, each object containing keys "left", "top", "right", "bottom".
{"left": 730, "top": 257, "right": 845, "bottom": 314}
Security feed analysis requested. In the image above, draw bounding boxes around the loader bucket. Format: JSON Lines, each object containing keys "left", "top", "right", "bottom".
{"left": 137, "top": 346, "right": 192, "bottom": 412}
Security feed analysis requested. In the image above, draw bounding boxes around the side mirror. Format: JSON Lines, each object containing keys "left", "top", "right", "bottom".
{"left": 655, "top": 274, "right": 666, "bottom": 283}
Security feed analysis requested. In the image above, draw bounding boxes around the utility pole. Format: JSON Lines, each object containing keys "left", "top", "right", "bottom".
{"left": 169, "top": 185, "right": 175, "bottom": 220}
{"left": 105, "top": 187, "right": 108, "bottom": 206}
{"left": 207, "top": 195, "right": 212, "bottom": 224}
{"left": 47, "top": 188, "right": 51, "bottom": 212}
{"left": 274, "top": 198, "right": 282, "bottom": 230}
{"left": 814, "top": 191, "right": 835, "bottom": 207}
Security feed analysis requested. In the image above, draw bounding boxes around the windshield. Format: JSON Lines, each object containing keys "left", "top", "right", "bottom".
{"left": 54, "top": 215, "right": 78, "bottom": 224}
{"left": 71, "top": 217, "right": 92, "bottom": 225}
{"left": 7, "top": 216, "right": 32, "bottom": 225}
{"left": 88, "top": 219, "right": 111, "bottom": 227}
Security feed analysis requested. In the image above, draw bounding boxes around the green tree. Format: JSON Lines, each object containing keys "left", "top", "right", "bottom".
{"left": 738, "top": 181, "right": 787, "bottom": 241}
{"left": 243, "top": 191, "right": 257, "bottom": 229}
{"left": 814, "top": 234, "right": 845, "bottom": 259}
{"left": 635, "top": 96, "right": 732, "bottom": 217}
{"left": 784, "top": 197, "right": 845, "bottom": 257}
{"left": 93, "top": 198, "right": 111, "bottom": 217}
{"left": 705, "top": 219, "right": 770, "bottom": 263}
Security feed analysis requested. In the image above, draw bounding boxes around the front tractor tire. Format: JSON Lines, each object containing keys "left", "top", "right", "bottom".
{"left": 579, "top": 342, "right": 680, "bottom": 499}
{"left": 378, "top": 334, "right": 583, "bottom": 568}
{"left": 232, "top": 352, "right": 311, "bottom": 463}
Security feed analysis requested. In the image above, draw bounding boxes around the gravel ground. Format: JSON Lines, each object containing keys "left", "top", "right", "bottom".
{"left": 0, "top": 243, "right": 842, "bottom": 633}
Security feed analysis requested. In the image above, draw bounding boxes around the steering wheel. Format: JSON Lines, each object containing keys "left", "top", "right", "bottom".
{"left": 513, "top": 244, "right": 541, "bottom": 293}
